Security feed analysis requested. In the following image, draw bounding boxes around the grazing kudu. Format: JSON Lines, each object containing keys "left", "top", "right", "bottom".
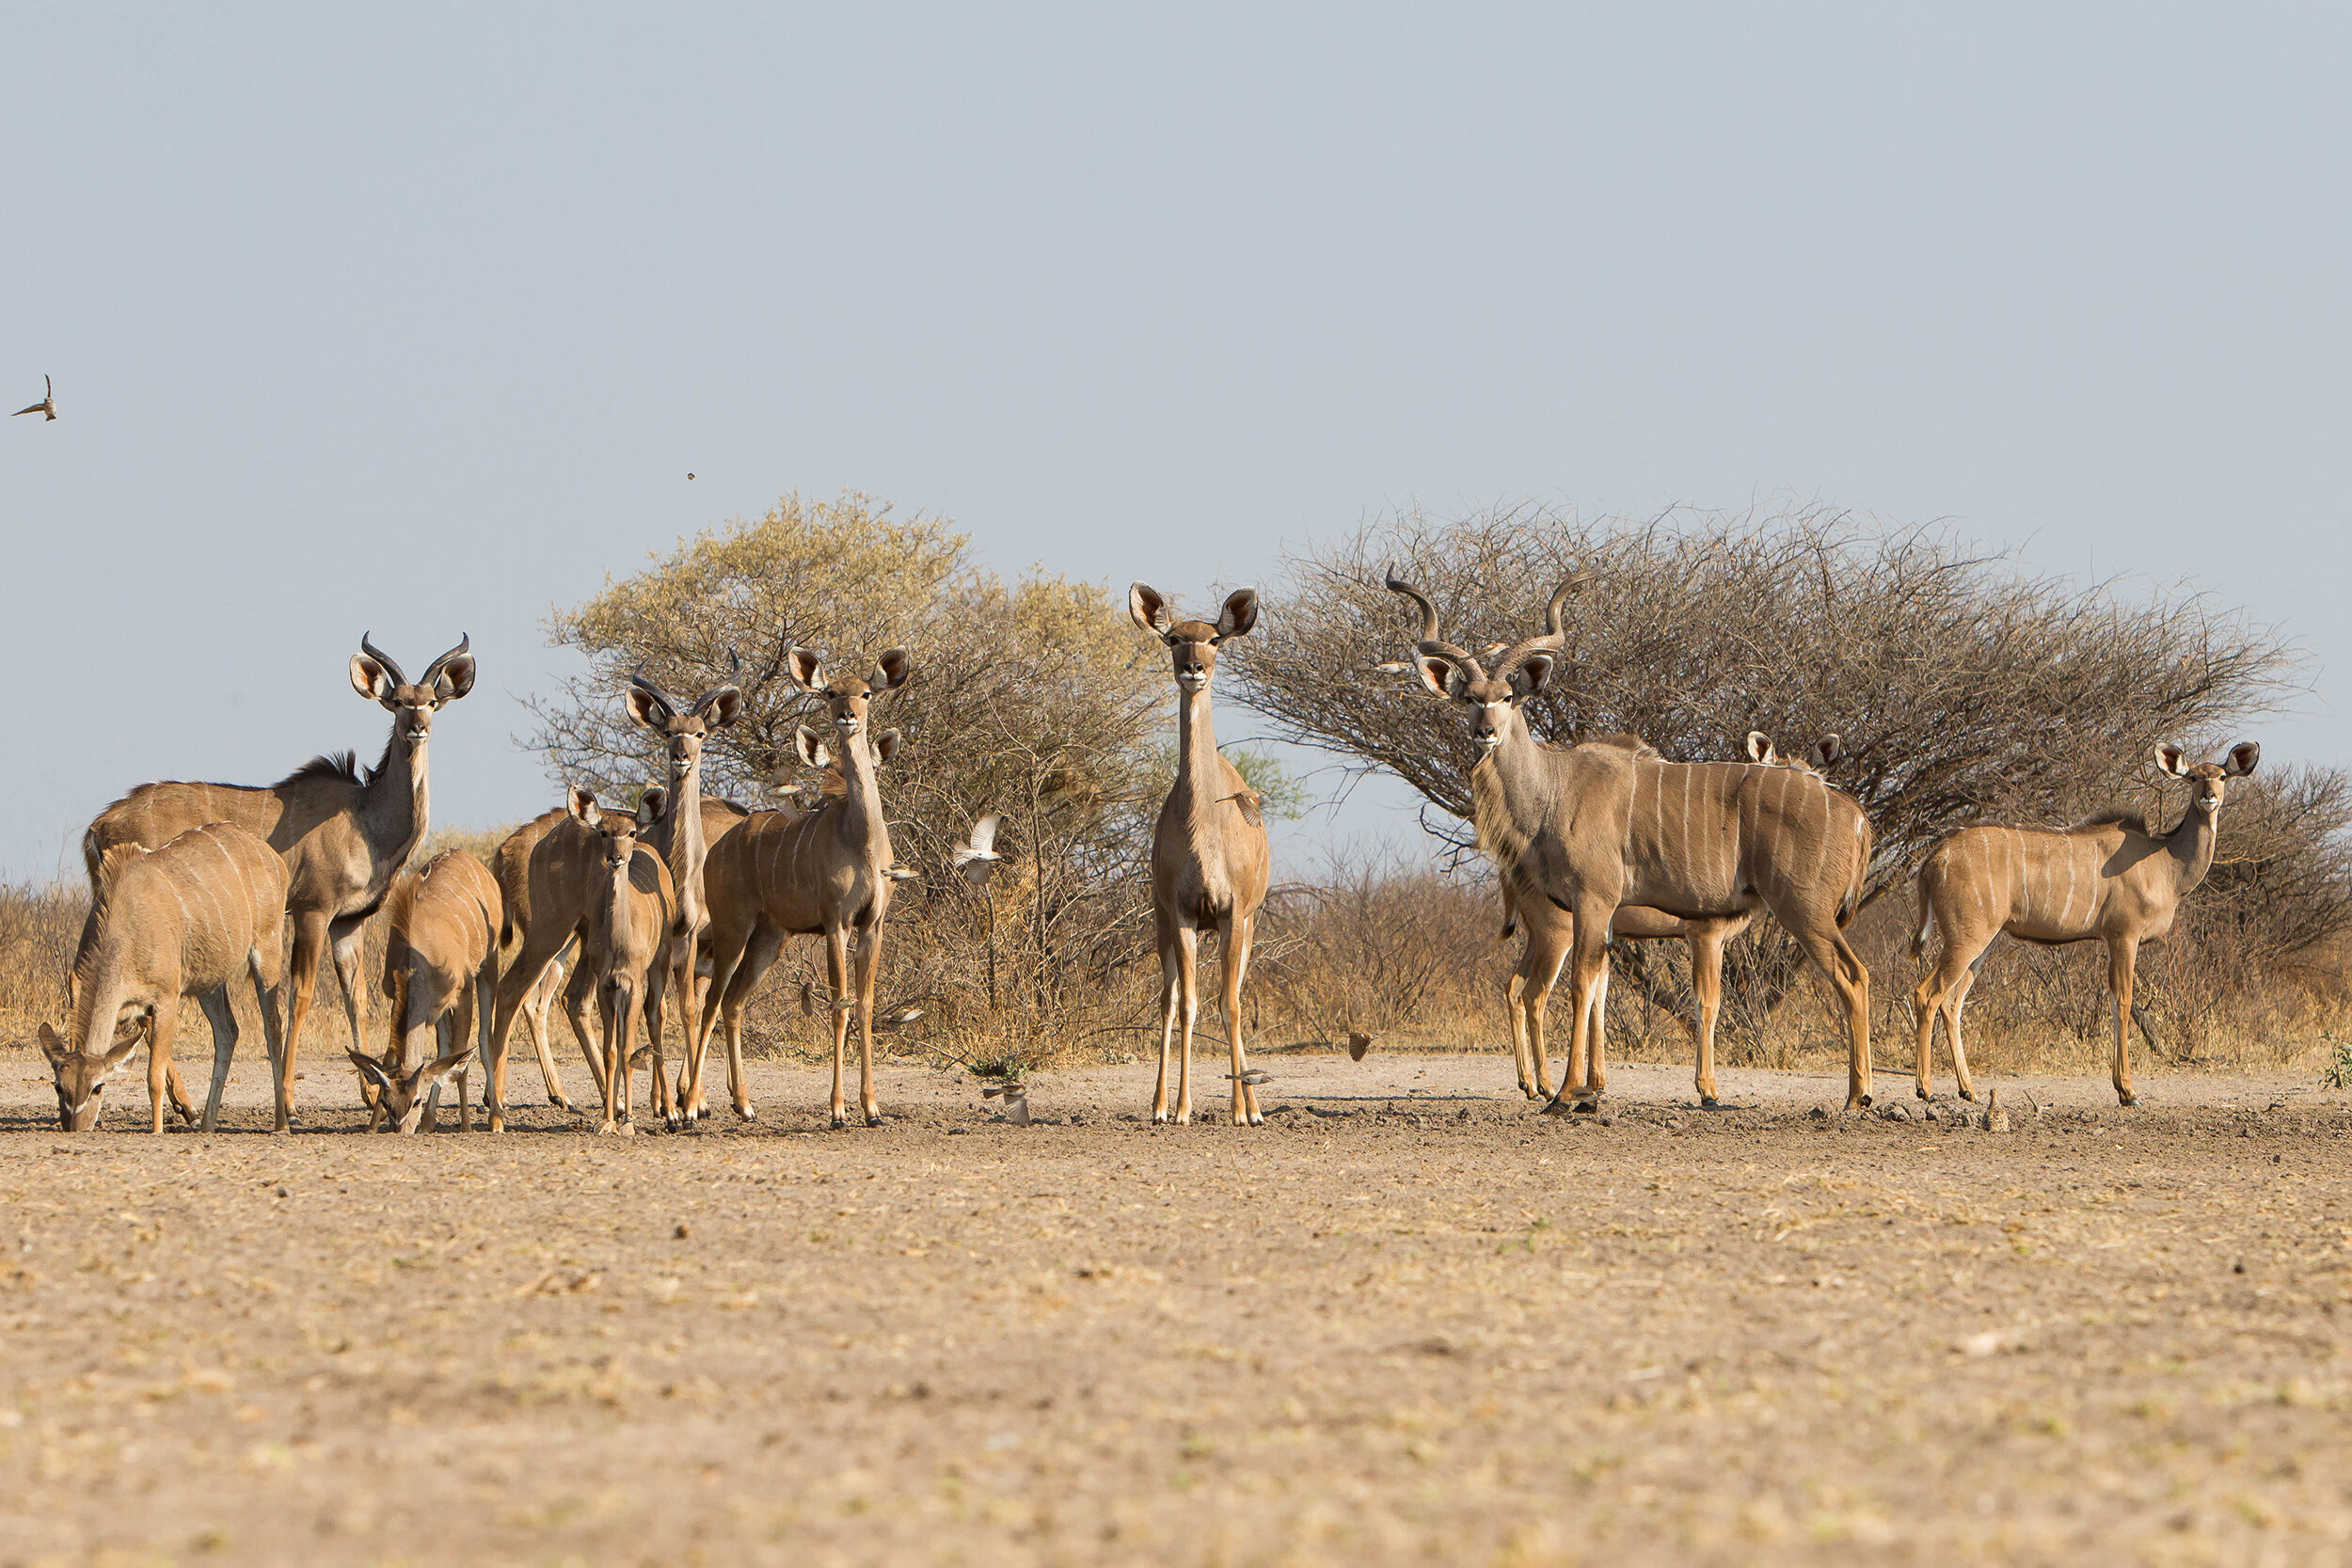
{"left": 40, "top": 824, "right": 287, "bottom": 1132}
{"left": 1130, "top": 584, "right": 1270, "bottom": 1127}
{"left": 1388, "top": 573, "right": 1876, "bottom": 1110}
{"left": 84, "top": 635, "right": 474, "bottom": 1131}
{"left": 622, "top": 672, "right": 744, "bottom": 1128}
{"left": 1911, "top": 742, "right": 2257, "bottom": 1106}
{"left": 694, "top": 647, "right": 911, "bottom": 1129}
{"left": 351, "top": 850, "right": 501, "bottom": 1134}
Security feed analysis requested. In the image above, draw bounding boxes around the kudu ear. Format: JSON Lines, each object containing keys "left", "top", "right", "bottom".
{"left": 794, "top": 725, "right": 830, "bottom": 769}
{"left": 36, "top": 1023, "right": 68, "bottom": 1067}
{"left": 434, "top": 654, "right": 477, "bottom": 703}
{"left": 350, "top": 655, "right": 396, "bottom": 705}
{"left": 873, "top": 647, "right": 912, "bottom": 690}
{"left": 1746, "top": 732, "right": 1774, "bottom": 764}
{"left": 346, "top": 1049, "right": 393, "bottom": 1092}
{"left": 873, "top": 727, "right": 903, "bottom": 766}
{"left": 787, "top": 647, "right": 825, "bottom": 691}
{"left": 1808, "top": 735, "right": 1842, "bottom": 769}
{"left": 101, "top": 1032, "right": 142, "bottom": 1070}
{"left": 625, "top": 687, "right": 671, "bottom": 731}
{"left": 2154, "top": 744, "right": 2190, "bottom": 778}
{"left": 697, "top": 686, "right": 744, "bottom": 726}
{"left": 1414, "top": 654, "right": 1465, "bottom": 701}
{"left": 1129, "top": 583, "right": 1172, "bottom": 638}
{"left": 2225, "top": 740, "right": 2261, "bottom": 777}
{"left": 638, "top": 786, "right": 669, "bottom": 826}
{"left": 1215, "top": 588, "right": 1260, "bottom": 640}
{"left": 1508, "top": 652, "right": 1554, "bottom": 698}
{"left": 566, "top": 786, "right": 600, "bottom": 825}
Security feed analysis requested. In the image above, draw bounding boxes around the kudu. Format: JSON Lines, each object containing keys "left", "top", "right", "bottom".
{"left": 84, "top": 635, "right": 474, "bottom": 1131}
{"left": 693, "top": 646, "right": 911, "bottom": 1129}
{"left": 1388, "top": 573, "right": 1877, "bottom": 1109}
{"left": 40, "top": 824, "right": 287, "bottom": 1132}
{"left": 1130, "top": 584, "right": 1271, "bottom": 1127}
{"left": 351, "top": 850, "right": 501, "bottom": 1134}
{"left": 622, "top": 671, "right": 744, "bottom": 1127}
{"left": 1911, "top": 742, "right": 2257, "bottom": 1106}
{"left": 1495, "top": 731, "right": 1868, "bottom": 1106}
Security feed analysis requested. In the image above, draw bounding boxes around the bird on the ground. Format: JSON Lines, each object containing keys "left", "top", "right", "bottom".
{"left": 1229, "top": 1069, "right": 1271, "bottom": 1086}
{"left": 1346, "top": 1032, "right": 1373, "bottom": 1062}
{"left": 13, "top": 375, "right": 56, "bottom": 420}
{"left": 951, "top": 812, "right": 1005, "bottom": 885}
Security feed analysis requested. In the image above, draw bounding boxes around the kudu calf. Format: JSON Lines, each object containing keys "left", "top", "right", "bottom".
{"left": 1911, "top": 742, "right": 2257, "bottom": 1106}
{"left": 694, "top": 646, "right": 910, "bottom": 1129}
{"left": 1130, "top": 584, "right": 1270, "bottom": 1126}
{"left": 351, "top": 850, "right": 501, "bottom": 1134}
{"left": 1389, "top": 573, "right": 1877, "bottom": 1110}
{"left": 40, "top": 824, "right": 287, "bottom": 1132}
{"left": 84, "top": 635, "right": 474, "bottom": 1131}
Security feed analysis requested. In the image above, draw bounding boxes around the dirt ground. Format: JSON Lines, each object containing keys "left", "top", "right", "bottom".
{"left": 0, "top": 1043, "right": 2348, "bottom": 1568}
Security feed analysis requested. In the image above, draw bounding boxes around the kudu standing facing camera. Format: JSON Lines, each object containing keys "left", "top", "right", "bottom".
{"left": 1130, "top": 583, "right": 1271, "bottom": 1126}
{"left": 41, "top": 823, "right": 287, "bottom": 1132}
{"left": 83, "top": 634, "right": 475, "bottom": 1132}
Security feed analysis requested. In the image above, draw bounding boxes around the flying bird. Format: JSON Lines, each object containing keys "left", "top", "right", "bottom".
{"left": 951, "top": 812, "right": 1005, "bottom": 885}
{"left": 687, "top": 472, "right": 696, "bottom": 480}
{"left": 13, "top": 375, "right": 55, "bottom": 421}
{"left": 1347, "top": 1032, "right": 1374, "bottom": 1062}
{"left": 1229, "top": 1069, "right": 1271, "bottom": 1086}
{"left": 874, "top": 1005, "right": 924, "bottom": 1033}
{"left": 1220, "top": 787, "right": 1264, "bottom": 828}
{"left": 981, "top": 1078, "right": 1030, "bottom": 1126}
{"left": 883, "top": 863, "right": 919, "bottom": 882}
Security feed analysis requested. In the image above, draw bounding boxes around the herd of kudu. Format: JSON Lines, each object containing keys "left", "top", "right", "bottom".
{"left": 36, "top": 568, "right": 2259, "bottom": 1134}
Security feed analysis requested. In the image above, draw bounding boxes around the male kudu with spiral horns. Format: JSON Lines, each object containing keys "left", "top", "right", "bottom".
{"left": 1387, "top": 569, "right": 1876, "bottom": 1111}
{"left": 1131, "top": 583, "right": 1271, "bottom": 1126}
{"left": 83, "top": 634, "right": 475, "bottom": 1131}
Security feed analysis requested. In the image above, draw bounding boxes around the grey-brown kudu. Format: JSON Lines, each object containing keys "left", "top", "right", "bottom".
{"left": 1130, "top": 584, "right": 1271, "bottom": 1126}
{"left": 40, "top": 823, "right": 287, "bottom": 1132}
{"left": 1388, "top": 571, "right": 1877, "bottom": 1110}
{"left": 352, "top": 849, "right": 501, "bottom": 1134}
{"left": 1911, "top": 742, "right": 2258, "bottom": 1106}
{"left": 693, "top": 646, "right": 910, "bottom": 1129}
{"left": 83, "top": 635, "right": 474, "bottom": 1131}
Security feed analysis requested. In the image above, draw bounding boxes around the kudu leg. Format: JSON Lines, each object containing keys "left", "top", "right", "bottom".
{"left": 276, "top": 913, "right": 333, "bottom": 1132}
{"left": 1553, "top": 915, "right": 1612, "bottom": 1110}
{"left": 1689, "top": 929, "right": 1726, "bottom": 1108}
{"left": 1912, "top": 938, "right": 1983, "bottom": 1101}
{"left": 1219, "top": 912, "right": 1259, "bottom": 1127}
{"left": 1791, "top": 922, "right": 1873, "bottom": 1111}
{"left": 521, "top": 948, "right": 583, "bottom": 1111}
{"left": 485, "top": 926, "right": 583, "bottom": 1132}
{"left": 852, "top": 921, "right": 883, "bottom": 1127}
{"left": 145, "top": 1004, "right": 183, "bottom": 1134}
{"left": 823, "top": 925, "right": 854, "bottom": 1129}
{"left": 1172, "top": 926, "right": 1201, "bottom": 1126}
{"left": 643, "top": 945, "right": 675, "bottom": 1131}
{"left": 1509, "top": 918, "right": 1569, "bottom": 1101}
{"left": 1945, "top": 967, "right": 1979, "bottom": 1103}
{"left": 2108, "top": 936, "right": 2142, "bottom": 1106}
{"left": 1584, "top": 962, "right": 1613, "bottom": 1098}
{"left": 696, "top": 921, "right": 777, "bottom": 1122}
{"left": 1151, "top": 925, "right": 1181, "bottom": 1124}
{"left": 192, "top": 989, "right": 237, "bottom": 1129}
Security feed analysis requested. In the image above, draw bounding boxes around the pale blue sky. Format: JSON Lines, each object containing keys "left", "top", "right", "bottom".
{"left": 4, "top": 5, "right": 2345, "bottom": 876}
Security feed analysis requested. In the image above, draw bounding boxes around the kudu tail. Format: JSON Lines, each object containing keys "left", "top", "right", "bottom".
{"left": 1910, "top": 865, "right": 1937, "bottom": 961}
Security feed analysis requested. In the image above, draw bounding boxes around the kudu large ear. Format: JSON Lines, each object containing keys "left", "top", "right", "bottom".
{"left": 1807, "top": 735, "right": 1843, "bottom": 770}
{"left": 794, "top": 725, "right": 830, "bottom": 769}
{"left": 1508, "top": 652, "right": 1554, "bottom": 698}
{"left": 873, "top": 728, "right": 903, "bottom": 766}
{"left": 433, "top": 654, "right": 477, "bottom": 703}
{"left": 1215, "top": 588, "right": 1260, "bottom": 640}
{"left": 625, "top": 687, "right": 672, "bottom": 731}
{"left": 697, "top": 686, "right": 745, "bottom": 727}
{"left": 2224, "top": 740, "right": 2261, "bottom": 777}
{"left": 638, "top": 785, "right": 669, "bottom": 826}
{"left": 1746, "top": 732, "right": 1775, "bottom": 765}
{"left": 100, "top": 1032, "right": 143, "bottom": 1071}
{"left": 346, "top": 1049, "right": 393, "bottom": 1093}
{"left": 566, "top": 786, "right": 600, "bottom": 825}
{"left": 1129, "top": 583, "right": 1172, "bottom": 638}
{"left": 2154, "top": 744, "right": 2190, "bottom": 778}
{"left": 1414, "top": 654, "right": 1467, "bottom": 701}
{"left": 873, "top": 648, "right": 913, "bottom": 691}
{"left": 36, "top": 1023, "right": 68, "bottom": 1068}
{"left": 350, "top": 655, "right": 396, "bottom": 705}
{"left": 787, "top": 647, "right": 825, "bottom": 691}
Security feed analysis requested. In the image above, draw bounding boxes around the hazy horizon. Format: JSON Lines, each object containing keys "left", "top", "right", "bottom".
{"left": 5, "top": 6, "right": 2345, "bottom": 879}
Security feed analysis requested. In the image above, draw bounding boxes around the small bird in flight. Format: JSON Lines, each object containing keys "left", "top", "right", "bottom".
{"left": 1347, "top": 1031, "right": 1374, "bottom": 1062}
{"left": 13, "top": 375, "right": 56, "bottom": 421}
{"left": 982, "top": 1077, "right": 1030, "bottom": 1126}
{"left": 951, "top": 812, "right": 1005, "bottom": 886}
{"left": 1229, "top": 1069, "right": 1271, "bottom": 1086}
{"left": 687, "top": 472, "right": 695, "bottom": 480}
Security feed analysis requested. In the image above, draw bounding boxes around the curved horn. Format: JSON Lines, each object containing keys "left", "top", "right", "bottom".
{"left": 628, "top": 670, "right": 684, "bottom": 716}
{"left": 1538, "top": 570, "right": 1584, "bottom": 641}
{"left": 418, "top": 633, "right": 470, "bottom": 684}
{"left": 1381, "top": 569, "right": 1478, "bottom": 667}
{"left": 1489, "top": 572, "right": 1586, "bottom": 679}
{"left": 358, "top": 632, "right": 409, "bottom": 687}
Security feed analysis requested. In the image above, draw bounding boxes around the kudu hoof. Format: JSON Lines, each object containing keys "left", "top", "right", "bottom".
{"left": 1958, "top": 1089, "right": 1976, "bottom": 1103}
{"left": 2118, "top": 1092, "right": 2138, "bottom": 1108}
{"left": 734, "top": 1104, "right": 757, "bottom": 1122}
{"left": 1915, "top": 1085, "right": 1931, "bottom": 1101}
{"left": 1699, "top": 1098, "right": 1721, "bottom": 1111}
{"left": 865, "top": 1113, "right": 882, "bottom": 1129}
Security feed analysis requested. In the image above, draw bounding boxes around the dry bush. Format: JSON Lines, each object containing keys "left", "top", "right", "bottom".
{"left": 0, "top": 880, "right": 85, "bottom": 1042}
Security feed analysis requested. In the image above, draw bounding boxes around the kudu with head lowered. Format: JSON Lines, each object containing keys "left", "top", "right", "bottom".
{"left": 1388, "top": 572, "right": 1877, "bottom": 1110}
{"left": 1911, "top": 741, "right": 2257, "bottom": 1106}
{"left": 1130, "top": 583, "right": 1271, "bottom": 1126}
{"left": 40, "top": 823, "right": 287, "bottom": 1132}
{"left": 693, "top": 646, "right": 910, "bottom": 1129}
{"left": 1493, "top": 730, "right": 1867, "bottom": 1107}
{"left": 84, "top": 635, "right": 474, "bottom": 1131}
{"left": 351, "top": 849, "right": 501, "bottom": 1134}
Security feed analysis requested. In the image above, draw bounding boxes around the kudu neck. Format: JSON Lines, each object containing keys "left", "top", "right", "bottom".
{"left": 67, "top": 954, "right": 134, "bottom": 1061}
{"left": 363, "top": 726, "right": 430, "bottom": 853}
{"left": 830, "top": 730, "right": 892, "bottom": 860}
{"left": 1174, "top": 686, "right": 1222, "bottom": 804}
{"left": 2165, "top": 801, "right": 2222, "bottom": 896}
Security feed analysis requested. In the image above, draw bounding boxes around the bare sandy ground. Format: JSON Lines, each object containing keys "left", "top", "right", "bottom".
{"left": 0, "top": 1045, "right": 2346, "bottom": 1567}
